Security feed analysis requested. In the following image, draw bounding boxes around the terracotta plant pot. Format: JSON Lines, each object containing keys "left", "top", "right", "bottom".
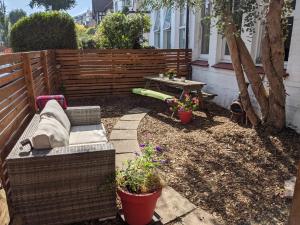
{"left": 178, "top": 110, "right": 193, "bottom": 124}
{"left": 117, "top": 188, "right": 162, "bottom": 225}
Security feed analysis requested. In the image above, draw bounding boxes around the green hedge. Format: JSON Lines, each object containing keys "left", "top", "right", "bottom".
{"left": 10, "top": 11, "right": 77, "bottom": 52}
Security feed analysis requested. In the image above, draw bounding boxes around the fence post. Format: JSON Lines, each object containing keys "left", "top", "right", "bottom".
{"left": 22, "top": 53, "right": 37, "bottom": 113}
{"left": 41, "top": 50, "right": 51, "bottom": 94}
{"left": 288, "top": 163, "right": 300, "bottom": 225}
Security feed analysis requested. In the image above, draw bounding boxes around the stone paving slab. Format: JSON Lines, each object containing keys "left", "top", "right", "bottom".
{"left": 181, "top": 208, "right": 224, "bottom": 225}
{"left": 120, "top": 113, "right": 147, "bottom": 121}
{"left": 110, "top": 129, "right": 137, "bottom": 140}
{"left": 116, "top": 153, "right": 136, "bottom": 169}
{"left": 156, "top": 186, "right": 196, "bottom": 224}
{"left": 128, "top": 107, "right": 150, "bottom": 114}
{"left": 111, "top": 140, "right": 141, "bottom": 154}
{"left": 114, "top": 120, "right": 141, "bottom": 130}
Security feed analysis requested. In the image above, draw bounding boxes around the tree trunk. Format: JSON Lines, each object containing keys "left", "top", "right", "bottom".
{"left": 262, "top": 0, "right": 286, "bottom": 130}
{"left": 236, "top": 37, "right": 270, "bottom": 122}
{"left": 224, "top": 24, "right": 260, "bottom": 126}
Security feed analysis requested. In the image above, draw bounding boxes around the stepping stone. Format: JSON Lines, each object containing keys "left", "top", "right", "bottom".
{"left": 110, "top": 130, "right": 137, "bottom": 140}
{"left": 156, "top": 186, "right": 196, "bottom": 224}
{"left": 114, "top": 120, "right": 141, "bottom": 130}
{"left": 128, "top": 107, "right": 150, "bottom": 114}
{"left": 111, "top": 140, "right": 141, "bottom": 154}
{"left": 284, "top": 176, "right": 296, "bottom": 198}
{"left": 116, "top": 153, "right": 136, "bottom": 169}
{"left": 181, "top": 208, "right": 224, "bottom": 225}
{"left": 120, "top": 113, "right": 147, "bottom": 121}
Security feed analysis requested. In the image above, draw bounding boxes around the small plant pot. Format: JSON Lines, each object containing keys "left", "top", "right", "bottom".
{"left": 117, "top": 188, "right": 162, "bottom": 225}
{"left": 178, "top": 111, "right": 193, "bottom": 124}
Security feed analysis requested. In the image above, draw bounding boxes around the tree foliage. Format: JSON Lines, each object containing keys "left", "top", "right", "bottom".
{"left": 0, "top": 0, "right": 9, "bottom": 46}
{"left": 95, "top": 12, "right": 151, "bottom": 49}
{"left": 10, "top": 11, "right": 77, "bottom": 51}
{"left": 75, "top": 24, "right": 97, "bottom": 49}
{"left": 9, "top": 9, "right": 27, "bottom": 25}
{"left": 29, "top": 0, "right": 76, "bottom": 11}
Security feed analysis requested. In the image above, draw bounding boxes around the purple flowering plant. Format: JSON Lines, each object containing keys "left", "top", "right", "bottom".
{"left": 169, "top": 93, "right": 199, "bottom": 113}
{"left": 116, "top": 143, "right": 166, "bottom": 194}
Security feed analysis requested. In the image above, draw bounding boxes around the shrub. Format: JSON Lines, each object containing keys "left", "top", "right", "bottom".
{"left": 75, "top": 23, "right": 97, "bottom": 49}
{"left": 10, "top": 11, "right": 77, "bottom": 52}
{"left": 95, "top": 12, "right": 151, "bottom": 49}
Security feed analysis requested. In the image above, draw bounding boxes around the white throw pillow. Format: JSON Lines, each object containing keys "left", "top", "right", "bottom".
{"left": 32, "top": 116, "right": 69, "bottom": 149}
{"left": 41, "top": 100, "right": 71, "bottom": 132}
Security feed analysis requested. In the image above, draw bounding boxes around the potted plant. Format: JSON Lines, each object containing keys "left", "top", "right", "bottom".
{"left": 116, "top": 144, "right": 165, "bottom": 225}
{"left": 169, "top": 93, "right": 199, "bottom": 124}
{"left": 164, "top": 69, "right": 176, "bottom": 80}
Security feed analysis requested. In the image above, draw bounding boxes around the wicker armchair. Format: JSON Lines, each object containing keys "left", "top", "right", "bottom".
{"left": 6, "top": 106, "right": 116, "bottom": 225}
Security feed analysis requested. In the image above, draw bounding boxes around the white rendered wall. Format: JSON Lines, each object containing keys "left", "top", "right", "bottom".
{"left": 285, "top": 1, "right": 300, "bottom": 132}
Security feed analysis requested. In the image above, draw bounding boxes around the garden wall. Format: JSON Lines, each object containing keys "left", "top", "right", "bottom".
{"left": 55, "top": 49, "right": 192, "bottom": 99}
{"left": 0, "top": 50, "right": 58, "bottom": 188}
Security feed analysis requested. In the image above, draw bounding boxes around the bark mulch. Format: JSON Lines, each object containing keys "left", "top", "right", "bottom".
{"left": 70, "top": 95, "right": 300, "bottom": 225}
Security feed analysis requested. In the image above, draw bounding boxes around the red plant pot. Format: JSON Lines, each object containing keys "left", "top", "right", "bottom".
{"left": 178, "top": 110, "right": 193, "bottom": 124}
{"left": 117, "top": 188, "right": 162, "bottom": 225}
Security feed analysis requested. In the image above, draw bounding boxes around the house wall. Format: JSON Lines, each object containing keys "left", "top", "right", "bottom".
{"left": 149, "top": 4, "right": 300, "bottom": 133}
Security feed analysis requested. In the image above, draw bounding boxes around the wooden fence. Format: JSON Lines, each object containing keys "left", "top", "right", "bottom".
{"left": 55, "top": 49, "right": 192, "bottom": 99}
{"left": 0, "top": 50, "right": 58, "bottom": 189}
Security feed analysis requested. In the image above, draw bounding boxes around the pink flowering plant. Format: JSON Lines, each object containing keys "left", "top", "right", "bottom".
{"left": 169, "top": 93, "right": 199, "bottom": 113}
{"left": 116, "top": 143, "right": 166, "bottom": 194}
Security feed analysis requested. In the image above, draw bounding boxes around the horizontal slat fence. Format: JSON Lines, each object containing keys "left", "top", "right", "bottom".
{"left": 0, "top": 50, "right": 58, "bottom": 190}
{"left": 55, "top": 49, "right": 192, "bottom": 99}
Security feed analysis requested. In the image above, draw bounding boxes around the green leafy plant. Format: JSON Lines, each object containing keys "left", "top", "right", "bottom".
{"left": 95, "top": 12, "right": 151, "bottom": 49}
{"left": 29, "top": 0, "right": 76, "bottom": 11}
{"left": 116, "top": 144, "right": 165, "bottom": 194}
{"left": 164, "top": 69, "right": 176, "bottom": 80}
{"left": 170, "top": 93, "right": 199, "bottom": 113}
{"left": 8, "top": 9, "right": 26, "bottom": 25}
{"left": 10, "top": 11, "right": 77, "bottom": 52}
{"left": 75, "top": 23, "right": 97, "bottom": 49}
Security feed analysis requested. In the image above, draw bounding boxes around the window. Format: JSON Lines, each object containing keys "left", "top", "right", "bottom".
{"left": 220, "top": 0, "right": 242, "bottom": 61}
{"left": 200, "top": 0, "right": 211, "bottom": 57}
{"left": 114, "top": 1, "right": 118, "bottom": 11}
{"left": 163, "top": 8, "right": 172, "bottom": 49}
{"left": 179, "top": 7, "right": 186, "bottom": 49}
{"left": 255, "top": 0, "right": 295, "bottom": 63}
{"left": 153, "top": 11, "right": 161, "bottom": 48}
{"left": 284, "top": 9, "right": 295, "bottom": 61}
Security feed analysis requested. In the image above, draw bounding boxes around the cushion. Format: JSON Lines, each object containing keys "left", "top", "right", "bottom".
{"left": 69, "top": 124, "right": 108, "bottom": 146}
{"left": 132, "top": 88, "right": 174, "bottom": 101}
{"left": 41, "top": 100, "right": 71, "bottom": 132}
{"left": 36, "top": 95, "right": 67, "bottom": 111}
{"left": 32, "top": 116, "right": 69, "bottom": 149}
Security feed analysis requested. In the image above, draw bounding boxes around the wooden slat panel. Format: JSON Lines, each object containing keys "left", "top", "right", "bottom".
{"left": 55, "top": 49, "right": 192, "bottom": 98}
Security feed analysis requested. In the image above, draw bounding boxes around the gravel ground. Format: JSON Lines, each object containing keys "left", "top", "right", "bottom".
{"left": 69, "top": 95, "right": 300, "bottom": 225}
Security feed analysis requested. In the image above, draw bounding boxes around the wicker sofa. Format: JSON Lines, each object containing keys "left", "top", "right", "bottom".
{"left": 6, "top": 105, "right": 116, "bottom": 225}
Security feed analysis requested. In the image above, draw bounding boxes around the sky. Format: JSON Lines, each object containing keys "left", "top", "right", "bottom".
{"left": 5, "top": 0, "right": 92, "bottom": 16}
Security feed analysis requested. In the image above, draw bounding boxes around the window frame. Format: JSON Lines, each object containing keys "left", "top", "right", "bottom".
{"left": 199, "top": 0, "right": 212, "bottom": 60}
{"left": 163, "top": 8, "right": 172, "bottom": 49}
{"left": 254, "top": 5, "right": 295, "bottom": 67}
{"left": 179, "top": 7, "right": 186, "bottom": 49}
{"left": 153, "top": 11, "right": 161, "bottom": 48}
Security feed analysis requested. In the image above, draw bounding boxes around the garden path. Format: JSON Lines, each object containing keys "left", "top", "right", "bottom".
{"left": 109, "top": 107, "right": 224, "bottom": 225}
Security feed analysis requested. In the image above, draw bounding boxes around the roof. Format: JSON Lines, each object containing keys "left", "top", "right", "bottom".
{"left": 92, "top": 0, "right": 113, "bottom": 13}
